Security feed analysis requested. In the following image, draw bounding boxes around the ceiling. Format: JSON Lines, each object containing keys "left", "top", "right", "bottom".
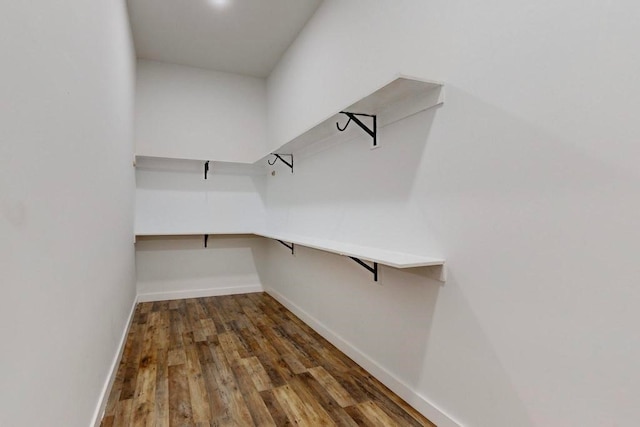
{"left": 127, "top": 0, "right": 323, "bottom": 78}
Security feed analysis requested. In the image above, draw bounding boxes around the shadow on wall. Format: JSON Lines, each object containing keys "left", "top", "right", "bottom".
{"left": 261, "top": 239, "right": 441, "bottom": 402}
{"left": 420, "top": 270, "right": 534, "bottom": 426}
{"left": 265, "top": 106, "right": 440, "bottom": 207}
{"left": 410, "top": 85, "right": 640, "bottom": 424}
{"left": 421, "top": 86, "right": 638, "bottom": 200}
{"left": 136, "top": 168, "right": 265, "bottom": 194}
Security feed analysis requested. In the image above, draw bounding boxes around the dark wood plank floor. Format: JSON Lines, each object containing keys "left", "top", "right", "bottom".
{"left": 101, "top": 292, "right": 435, "bottom": 426}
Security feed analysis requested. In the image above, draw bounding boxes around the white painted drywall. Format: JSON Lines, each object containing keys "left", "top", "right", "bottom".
{"left": 135, "top": 59, "right": 268, "bottom": 162}
{"left": 136, "top": 235, "right": 266, "bottom": 301}
{"left": 135, "top": 166, "right": 267, "bottom": 235}
{"left": 0, "top": 0, "right": 136, "bottom": 426}
{"left": 264, "top": 1, "right": 640, "bottom": 426}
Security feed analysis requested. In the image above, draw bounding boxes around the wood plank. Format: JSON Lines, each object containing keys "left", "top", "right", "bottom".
{"left": 155, "top": 346, "right": 170, "bottom": 427}
{"left": 113, "top": 398, "right": 133, "bottom": 427}
{"left": 259, "top": 390, "right": 292, "bottom": 427}
{"left": 347, "top": 370, "right": 429, "bottom": 427}
{"left": 167, "top": 349, "right": 186, "bottom": 366}
{"left": 195, "top": 341, "right": 227, "bottom": 422}
{"left": 354, "top": 401, "right": 400, "bottom": 427}
{"left": 184, "top": 344, "right": 211, "bottom": 423}
{"left": 155, "top": 310, "right": 171, "bottom": 427}
{"left": 239, "top": 356, "right": 273, "bottom": 392}
{"left": 286, "top": 374, "right": 339, "bottom": 426}
{"left": 343, "top": 404, "right": 371, "bottom": 426}
{"left": 100, "top": 415, "right": 114, "bottom": 427}
{"left": 168, "top": 364, "right": 194, "bottom": 426}
{"left": 210, "top": 340, "right": 254, "bottom": 425}
{"left": 131, "top": 311, "right": 159, "bottom": 427}
{"left": 120, "top": 321, "right": 144, "bottom": 401}
{"left": 230, "top": 360, "right": 276, "bottom": 426}
{"left": 272, "top": 385, "right": 315, "bottom": 427}
{"left": 308, "top": 366, "right": 358, "bottom": 408}
{"left": 296, "top": 372, "right": 359, "bottom": 427}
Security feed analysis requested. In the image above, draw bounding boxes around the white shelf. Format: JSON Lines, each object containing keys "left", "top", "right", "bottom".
{"left": 255, "top": 231, "right": 444, "bottom": 269}
{"left": 135, "top": 230, "right": 445, "bottom": 279}
{"left": 133, "top": 74, "right": 446, "bottom": 279}
{"left": 135, "top": 231, "right": 255, "bottom": 237}
{"left": 135, "top": 74, "right": 444, "bottom": 169}
{"left": 261, "top": 74, "right": 444, "bottom": 160}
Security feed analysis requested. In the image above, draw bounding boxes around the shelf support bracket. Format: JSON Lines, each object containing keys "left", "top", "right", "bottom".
{"left": 204, "top": 161, "right": 210, "bottom": 180}
{"left": 336, "top": 112, "right": 377, "bottom": 147}
{"left": 348, "top": 257, "right": 378, "bottom": 281}
{"left": 204, "top": 234, "right": 208, "bottom": 248}
{"left": 268, "top": 154, "right": 293, "bottom": 173}
{"left": 277, "top": 240, "right": 294, "bottom": 254}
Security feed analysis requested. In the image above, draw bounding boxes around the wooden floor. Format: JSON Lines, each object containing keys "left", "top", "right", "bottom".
{"left": 101, "top": 292, "right": 435, "bottom": 426}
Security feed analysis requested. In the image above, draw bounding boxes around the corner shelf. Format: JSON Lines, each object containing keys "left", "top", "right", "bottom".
{"left": 136, "top": 230, "right": 445, "bottom": 282}
{"left": 134, "top": 74, "right": 446, "bottom": 281}
{"left": 134, "top": 75, "right": 444, "bottom": 171}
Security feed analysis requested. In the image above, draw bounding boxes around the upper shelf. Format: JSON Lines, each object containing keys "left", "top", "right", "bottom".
{"left": 135, "top": 74, "right": 444, "bottom": 170}
{"left": 259, "top": 75, "right": 444, "bottom": 161}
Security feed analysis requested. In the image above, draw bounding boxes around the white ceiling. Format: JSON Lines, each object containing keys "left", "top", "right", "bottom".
{"left": 127, "top": 0, "right": 323, "bottom": 78}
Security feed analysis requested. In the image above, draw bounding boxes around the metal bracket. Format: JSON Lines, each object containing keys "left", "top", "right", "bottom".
{"left": 204, "top": 161, "right": 210, "bottom": 180}
{"left": 348, "top": 257, "right": 378, "bottom": 281}
{"left": 204, "top": 234, "right": 208, "bottom": 248}
{"left": 277, "top": 240, "right": 294, "bottom": 254}
{"left": 336, "top": 112, "right": 377, "bottom": 147}
{"left": 268, "top": 154, "right": 293, "bottom": 173}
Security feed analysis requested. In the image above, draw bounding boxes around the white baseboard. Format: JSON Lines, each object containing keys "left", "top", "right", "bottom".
{"left": 91, "top": 294, "right": 138, "bottom": 427}
{"left": 265, "top": 287, "right": 462, "bottom": 427}
{"left": 137, "top": 284, "right": 263, "bottom": 302}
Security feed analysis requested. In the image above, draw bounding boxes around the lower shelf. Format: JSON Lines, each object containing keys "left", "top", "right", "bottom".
{"left": 135, "top": 230, "right": 446, "bottom": 281}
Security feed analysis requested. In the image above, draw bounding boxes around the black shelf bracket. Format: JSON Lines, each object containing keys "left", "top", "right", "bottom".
{"left": 348, "top": 256, "right": 378, "bottom": 281}
{"left": 277, "top": 240, "right": 294, "bottom": 254}
{"left": 336, "top": 112, "right": 377, "bottom": 147}
{"left": 268, "top": 154, "right": 293, "bottom": 173}
{"left": 204, "top": 234, "right": 208, "bottom": 248}
{"left": 204, "top": 161, "right": 210, "bottom": 180}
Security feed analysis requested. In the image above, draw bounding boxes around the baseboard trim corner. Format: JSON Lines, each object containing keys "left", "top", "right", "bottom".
{"left": 265, "top": 287, "right": 462, "bottom": 427}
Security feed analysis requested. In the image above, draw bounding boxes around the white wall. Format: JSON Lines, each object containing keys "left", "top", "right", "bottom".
{"left": 136, "top": 235, "right": 265, "bottom": 301}
{"left": 135, "top": 59, "right": 268, "bottom": 162}
{"left": 265, "top": 1, "right": 640, "bottom": 426}
{"left": 135, "top": 162, "right": 267, "bottom": 235}
{"left": 0, "top": 0, "right": 136, "bottom": 426}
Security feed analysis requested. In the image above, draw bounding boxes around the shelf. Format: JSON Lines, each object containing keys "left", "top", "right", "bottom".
{"left": 135, "top": 231, "right": 256, "bottom": 237}
{"left": 255, "top": 231, "right": 444, "bottom": 269}
{"left": 135, "top": 230, "right": 445, "bottom": 268}
{"left": 135, "top": 75, "right": 444, "bottom": 170}
{"left": 134, "top": 74, "right": 446, "bottom": 280}
{"left": 135, "top": 230, "right": 446, "bottom": 281}
{"left": 258, "top": 74, "right": 444, "bottom": 161}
